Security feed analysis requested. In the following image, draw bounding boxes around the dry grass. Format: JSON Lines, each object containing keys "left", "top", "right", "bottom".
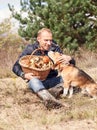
{"left": 0, "top": 78, "right": 97, "bottom": 130}
{"left": 0, "top": 42, "right": 97, "bottom": 129}
{"left": 75, "top": 48, "right": 97, "bottom": 81}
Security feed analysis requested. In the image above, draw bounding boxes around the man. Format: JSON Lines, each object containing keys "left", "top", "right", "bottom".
{"left": 12, "top": 28, "right": 75, "bottom": 109}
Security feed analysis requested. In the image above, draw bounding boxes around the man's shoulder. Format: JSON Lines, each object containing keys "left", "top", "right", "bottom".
{"left": 51, "top": 40, "right": 62, "bottom": 53}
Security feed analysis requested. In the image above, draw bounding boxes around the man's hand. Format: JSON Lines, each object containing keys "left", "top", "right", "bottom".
{"left": 24, "top": 73, "right": 40, "bottom": 80}
{"left": 56, "top": 54, "right": 72, "bottom": 65}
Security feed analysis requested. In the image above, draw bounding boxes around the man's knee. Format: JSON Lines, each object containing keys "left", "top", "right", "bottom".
{"left": 28, "top": 77, "right": 45, "bottom": 93}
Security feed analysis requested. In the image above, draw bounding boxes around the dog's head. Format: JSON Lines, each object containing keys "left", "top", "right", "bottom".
{"left": 48, "top": 51, "right": 65, "bottom": 70}
{"left": 48, "top": 51, "right": 61, "bottom": 64}
{"left": 48, "top": 51, "right": 73, "bottom": 71}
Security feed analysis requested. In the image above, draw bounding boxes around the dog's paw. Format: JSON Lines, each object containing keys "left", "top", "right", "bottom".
{"left": 61, "top": 94, "right": 67, "bottom": 99}
{"left": 68, "top": 95, "right": 72, "bottom": 98}
{"left": 89, "top": 96, "right": 97, "bottom": 101}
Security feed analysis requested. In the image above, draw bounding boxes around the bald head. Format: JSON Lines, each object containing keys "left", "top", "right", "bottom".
{"left": 37, "top": 28, "right": 52, "bottom": 37}
{"left": 37, "top": 28, "right": 53, "bottom": 51}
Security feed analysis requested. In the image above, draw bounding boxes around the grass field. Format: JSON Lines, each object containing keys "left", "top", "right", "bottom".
{"left": 0, "top": 44, "right": 97, "bottom": 130}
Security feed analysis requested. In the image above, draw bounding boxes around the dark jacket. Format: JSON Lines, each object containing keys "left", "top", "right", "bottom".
{"left": 12, "top": 41, "right": 63, "bottom": 79}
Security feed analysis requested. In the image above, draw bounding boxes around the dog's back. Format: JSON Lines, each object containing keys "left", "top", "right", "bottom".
{"left": 61, "top": 65, "right": 95, "bottom": 88}
{"left": 77, "top": 68, "right": 95, "bottom": 84}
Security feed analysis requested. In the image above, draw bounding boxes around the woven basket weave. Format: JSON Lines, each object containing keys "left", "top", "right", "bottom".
{"left": 19, "top": 48, "right": 53, "bottom": 80}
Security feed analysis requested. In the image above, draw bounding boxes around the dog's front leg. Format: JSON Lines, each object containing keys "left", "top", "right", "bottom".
{"left": 62, "top": 82, "right": 70, "bottom": 97}
{"left": 63, "top": 88, "right": 69, "bottom": 97}
{"left": 68, "top": 86, "right": 73, "bottom": 98}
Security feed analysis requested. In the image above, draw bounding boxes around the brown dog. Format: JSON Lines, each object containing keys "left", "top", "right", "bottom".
{"left": 48, "top": 51, "right": 97, "bottom": 99}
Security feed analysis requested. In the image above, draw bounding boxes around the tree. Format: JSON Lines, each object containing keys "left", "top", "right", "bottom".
{"left": 0, "top": 18, "right": 11, "bottom": 35}
{"left": 8, "top": 0, "right": 97, "bottom": 52}
{"left": 0, "top": 18, "right": 12, "bottom": 47}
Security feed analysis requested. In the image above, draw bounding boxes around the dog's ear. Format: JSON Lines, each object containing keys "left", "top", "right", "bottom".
{"left": 52, "top": 61, "right": 61, "bottom": 70}
{"left": 53, "top": 64, "right": 59, "bottom": 70}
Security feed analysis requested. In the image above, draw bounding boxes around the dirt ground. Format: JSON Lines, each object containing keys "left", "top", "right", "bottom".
{"left": 0, "top": 78, "right": 97, "bottom": 130}
{"left": 1, "top": 32, "right": 97, "bottom": 130}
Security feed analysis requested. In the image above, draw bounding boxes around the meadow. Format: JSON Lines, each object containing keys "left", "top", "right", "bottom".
{"left": 0, "top": 35, "right": 97, "bottom": 130}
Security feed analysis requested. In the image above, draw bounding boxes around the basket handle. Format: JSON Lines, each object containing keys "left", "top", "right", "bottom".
{"left": 29, "top": 48, "right": 44, "bottom": 61}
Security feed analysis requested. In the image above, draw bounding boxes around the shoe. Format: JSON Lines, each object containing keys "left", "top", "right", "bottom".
{"left": 37, "top": 89, "right": 65, "bottom": 109}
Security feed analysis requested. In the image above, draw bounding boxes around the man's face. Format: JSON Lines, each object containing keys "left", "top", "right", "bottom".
{"left": 37, "top": 31, "right": 52, "bottom": 51}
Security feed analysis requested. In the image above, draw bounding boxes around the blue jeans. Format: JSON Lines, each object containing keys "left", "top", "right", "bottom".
{"left": 28, "top": 76, "right": 63, "bottom": 93}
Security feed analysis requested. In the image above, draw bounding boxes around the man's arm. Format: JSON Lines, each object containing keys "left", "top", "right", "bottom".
{"left": 12, "top": 44, "right": 34, "bottom": 78}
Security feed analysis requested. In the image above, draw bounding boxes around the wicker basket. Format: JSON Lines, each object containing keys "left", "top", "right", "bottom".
{"left": 19, "top": 48, "right": 53, "bottom": 80}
